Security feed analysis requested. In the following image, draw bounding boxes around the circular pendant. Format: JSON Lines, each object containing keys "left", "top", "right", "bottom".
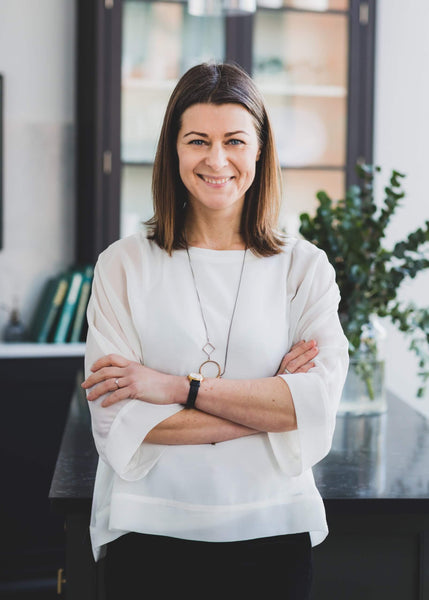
{"left": 199, "top": 360, "right": 222, "bottom": 379}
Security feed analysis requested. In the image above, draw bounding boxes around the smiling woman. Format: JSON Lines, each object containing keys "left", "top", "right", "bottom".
{"left": 148, "top": 62, "right": 283, "bottom": 256}
{"left": 176, "top": 103, "right": 261, "bottom": 230}
{"left": 82, "top": 62, "right": 349, "bottom": 600}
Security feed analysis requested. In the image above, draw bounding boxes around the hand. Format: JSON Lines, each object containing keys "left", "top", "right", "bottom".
{"left": 81, "top": 354, "right": 175, "bottom": 407}
{"left": 276, "top": 340, "right": 318, "bottom": 376}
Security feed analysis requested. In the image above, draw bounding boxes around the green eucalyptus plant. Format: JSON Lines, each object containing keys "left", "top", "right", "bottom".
{"left": 299, "top": 163, "right": 429, "bottom": 398}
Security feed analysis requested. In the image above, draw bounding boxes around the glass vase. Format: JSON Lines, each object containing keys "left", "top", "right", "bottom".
{"left": 338, "top": 356, "right": 387, "bottom": 416}
{"left": 338, "top": 317, "right": 387, "bottom": 416}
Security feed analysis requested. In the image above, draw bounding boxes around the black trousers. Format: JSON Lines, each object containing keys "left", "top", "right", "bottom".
{"left": 104, "top": 532, "right": 313, "bottom": 599}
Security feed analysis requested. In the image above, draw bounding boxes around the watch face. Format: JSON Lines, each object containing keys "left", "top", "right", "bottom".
{"left": 189, "top": 372, "right": 204, "bottom": 382}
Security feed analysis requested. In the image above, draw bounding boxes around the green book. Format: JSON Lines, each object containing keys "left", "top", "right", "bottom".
{"left": 29, "top": 274, "right": 70, "bottom": 343}
{"left": 53, "top": 270, "right": 84, "bottom": 343}
{"left": 69, "top": 265, "right": 94, "bottom": 343}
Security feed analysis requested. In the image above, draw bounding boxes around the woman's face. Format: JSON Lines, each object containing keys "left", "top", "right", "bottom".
{"left": 176, "top": 103, "right": 261, "bottom": 217}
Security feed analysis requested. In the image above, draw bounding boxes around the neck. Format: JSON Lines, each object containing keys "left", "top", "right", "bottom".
{"left": 185, "top": 207, "right": 245, "bottom": 251}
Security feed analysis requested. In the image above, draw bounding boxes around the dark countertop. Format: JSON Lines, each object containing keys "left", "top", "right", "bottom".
{"left": 49, "top": 388, "right": 429, "bottom": 513}
{"left": 49, "top": 385, "right": 98, "bottom": 511}
{"left": 315, "top": 394, "right": 429, "bottom": 512}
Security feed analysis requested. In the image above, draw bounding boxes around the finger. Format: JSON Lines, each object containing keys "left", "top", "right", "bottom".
{"left": 278, "top": 341, "right": 318, "bottom": 374}
{"left": 277, "top": 341, "right": 309, "bottom": 373}
{"left": 295, "top": 361, "right": 316, "bottom": 374}
{"left": 290, "top": 340, "right": 306, "bottom": 350}
{"left": 82, "top": 366, "right": 124, "bottom": 389}
{"left": 86, "top": 377, "right": 121, "bottom": 402}
{"left": 90, "top": 354, "right": 130, "bottom": 373}
{"left": 287, "top": 340, "right": 317, "bottom": 362}
{"left": 277, "top": 352, "right": 293, "bottom": 374}
{"left": 286, "top": 346, "right": 318, "bottom": 373}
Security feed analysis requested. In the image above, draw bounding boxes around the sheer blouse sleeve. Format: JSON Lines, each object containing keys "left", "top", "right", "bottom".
{"left": 268, "top": 240, "right": 349, "bottom": 476}
{"left": 85, "top": 241, "right": 182, "bottom": 481}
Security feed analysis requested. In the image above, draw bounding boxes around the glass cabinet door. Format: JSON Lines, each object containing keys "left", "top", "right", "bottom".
{"left": 120, "top": 0, "right": 225, "bottom": 238}
{"left": 120, "top": 0, "right": 351, "bottom": 239}
{"left": 76, "top": 0, "right": 373, "bottom": 265}
{"left": 253, "top": 2, "right": 349, "bottom": 234}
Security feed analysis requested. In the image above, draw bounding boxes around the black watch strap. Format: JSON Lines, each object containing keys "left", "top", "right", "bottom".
{"left": 185, "top": 378, "right": 201, "bottom": 409}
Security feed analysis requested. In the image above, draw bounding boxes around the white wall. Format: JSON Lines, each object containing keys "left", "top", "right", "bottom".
{"left": 0, "top": 0, "right": 75, "bottom": 332}
{"left": 374, "top": 0, "right": 429, "bottom": 416}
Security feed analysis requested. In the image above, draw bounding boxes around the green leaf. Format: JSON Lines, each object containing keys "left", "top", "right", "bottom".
{"left": 299, "top": 162, "right": 429, "bottom": 399}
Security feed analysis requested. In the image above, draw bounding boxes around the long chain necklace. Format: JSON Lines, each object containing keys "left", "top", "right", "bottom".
{"left": 186, "top": 246, "right": 247, "bottom": 378}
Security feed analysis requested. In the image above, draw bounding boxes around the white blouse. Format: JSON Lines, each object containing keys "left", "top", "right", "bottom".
{"left": 85, "top": 231, "right": 349, "bottom": 560}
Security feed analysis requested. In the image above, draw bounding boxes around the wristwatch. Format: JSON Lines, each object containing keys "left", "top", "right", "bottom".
{"left": 185, "top": 372, "right": 204, "bottom": 409}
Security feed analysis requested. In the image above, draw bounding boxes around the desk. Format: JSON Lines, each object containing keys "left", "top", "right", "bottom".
{"left": 50, "top": 390, "right": 429, "bottom": 599}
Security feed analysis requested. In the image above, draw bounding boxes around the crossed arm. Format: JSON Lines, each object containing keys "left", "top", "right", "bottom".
{"left": 82, "top": 340, "right": 318, "bottom": 446}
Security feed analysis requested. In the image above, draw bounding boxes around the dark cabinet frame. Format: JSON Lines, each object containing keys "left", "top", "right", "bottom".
{"left": 75, "top": 0, "right": 376, "bottom": 265}
{"left": 76, "top": 0, "right": 122, "bottom": 264}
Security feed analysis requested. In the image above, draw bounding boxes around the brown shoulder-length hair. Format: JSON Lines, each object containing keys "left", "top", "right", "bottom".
{"left": 146, "top": 62, "right": 284, "bottom": 256}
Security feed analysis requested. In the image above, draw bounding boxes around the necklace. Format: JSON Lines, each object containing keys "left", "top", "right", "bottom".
{"left": 186, "top": 246, "right": 247, "bottom": 378}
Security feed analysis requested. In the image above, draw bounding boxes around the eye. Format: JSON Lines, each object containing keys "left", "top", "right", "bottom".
{"left": 227, "top": 139, "right": 245, "bottom": 146}
{"left": 188, "top": 139, "right": 206, "bottom": 146}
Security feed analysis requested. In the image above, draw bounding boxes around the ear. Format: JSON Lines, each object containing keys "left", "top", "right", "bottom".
{"left": 256, "top": 147, "right": 262, "bottom": 162}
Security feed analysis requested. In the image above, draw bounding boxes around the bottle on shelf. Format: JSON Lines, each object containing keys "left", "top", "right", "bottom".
{"left": 3, "top": 307, "right": 26, "bottom": 343}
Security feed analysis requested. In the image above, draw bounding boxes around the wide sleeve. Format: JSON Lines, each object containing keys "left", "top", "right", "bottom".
{"left": 85, "top": 242, "right": 182, "bottom": 481}
{"left": 268, "top": 241, "right": 349, "bottom": 476}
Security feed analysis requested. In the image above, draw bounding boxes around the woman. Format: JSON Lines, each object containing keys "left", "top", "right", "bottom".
{"left": 82, "top": 62, "right": 349, "bottom": 599}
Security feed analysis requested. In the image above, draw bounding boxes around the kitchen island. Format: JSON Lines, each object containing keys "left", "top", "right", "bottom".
{"left": 50, "top": 386, "right": 429, "bottom": 599}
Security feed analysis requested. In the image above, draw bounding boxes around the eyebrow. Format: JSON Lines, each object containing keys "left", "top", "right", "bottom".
{"left": 182, "top": 130, "right": 250, "bottom": 138}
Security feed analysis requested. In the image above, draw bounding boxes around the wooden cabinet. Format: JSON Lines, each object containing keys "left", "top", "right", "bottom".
{"left": 75, "top": 0, "right": 376, "bottom": 264}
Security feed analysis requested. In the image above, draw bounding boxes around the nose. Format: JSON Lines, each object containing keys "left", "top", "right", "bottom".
{"left": 205, "top": 143, "right": 228, "bottom": 171}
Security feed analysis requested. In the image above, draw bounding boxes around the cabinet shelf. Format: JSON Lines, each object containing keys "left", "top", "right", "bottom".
{"left": 258, "top": 82, "right": 347, "bottom": 98}
{"left": 122, "top": 76, "right": 347, "bottom": 99}
{"left": 120, "top": 159, "right": 346, "bottom": 171}
{"left": 0, "top": 342, "right": 85, "bottom": 359}
{"left": 122, "top": 78, "right": 176, "bottom": 92}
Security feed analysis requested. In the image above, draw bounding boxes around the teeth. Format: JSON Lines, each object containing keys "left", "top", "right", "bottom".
{"left": 201, "top": 176, "right": 231, "bottom": 185}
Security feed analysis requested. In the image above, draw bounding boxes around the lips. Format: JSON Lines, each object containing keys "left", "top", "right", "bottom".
{"left": 198, "top": 175, "right": 234, "bottom": 185}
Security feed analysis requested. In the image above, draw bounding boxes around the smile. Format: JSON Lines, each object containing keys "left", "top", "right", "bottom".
{"left": 198, "top": 175, "right": 234, "bottom": 185}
